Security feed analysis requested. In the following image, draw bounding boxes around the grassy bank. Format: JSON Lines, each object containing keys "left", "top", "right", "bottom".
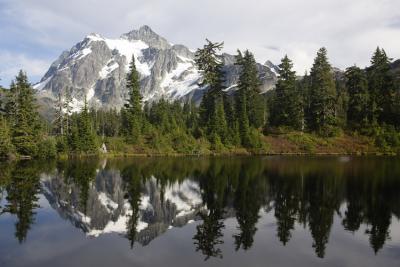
{"left": 100, "top": 132, "right": 398, "bottom": 157}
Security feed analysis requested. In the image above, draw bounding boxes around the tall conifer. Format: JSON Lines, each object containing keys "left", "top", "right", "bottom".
{"left": 345, "top": 66, "right": 369, "bottom": 130}
{"left": 122, "top": 56, "right": 143, "bottom": 144}
{"left": 309, "top": 48, "right": 338, "bottom": 136}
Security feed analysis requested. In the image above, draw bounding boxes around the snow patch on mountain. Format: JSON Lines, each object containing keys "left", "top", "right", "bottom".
{"left": 88, "top": 34, "right": 151, "bottom": 76}
{"left": 33, "top": 77, "right": 51, "bottom": 90}
{"left": 99, "top": 61, "right": 119, "bottom": 79}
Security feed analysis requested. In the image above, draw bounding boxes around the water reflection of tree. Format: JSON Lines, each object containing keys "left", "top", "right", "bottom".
{"left": 3, "top": 161, "right": 41, "bottom": 243}
{"left": 342, "top": 168, "right": 395, "bottom": 254}
{"left": 121, "top": 165, "right": 143, "bottom": 249}
{"left": 304, "top": 174, "right": 342, "bottom": 258}
{"left": 269, "top": 173, "right": 301, "bottom": 246}
{"left": 233, "top": 161, "right": 266, "bottom": 250}
{"left": 193, "top": 160, "right": 229, "bottom": 260}
{"left": 0, "top": 163, "right": 13, "bottom": 215}
{"left": 63, "top": 160, "right": 97, "bottom": 215}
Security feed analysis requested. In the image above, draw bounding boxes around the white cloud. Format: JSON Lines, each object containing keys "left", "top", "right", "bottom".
{"left": 0, "top": 51, "right": 51, "bottom": 86}
{"left": 1, "top": 0, "right": 400, "bottom": 82}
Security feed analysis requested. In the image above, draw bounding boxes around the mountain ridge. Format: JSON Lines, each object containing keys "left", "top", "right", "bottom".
{"left": 34, "top": 25, "right": 278, "bottom": 114}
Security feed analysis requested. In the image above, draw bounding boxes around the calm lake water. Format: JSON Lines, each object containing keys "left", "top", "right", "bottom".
{"left": 0, "top": 156, "right": 399, "bottom": 267}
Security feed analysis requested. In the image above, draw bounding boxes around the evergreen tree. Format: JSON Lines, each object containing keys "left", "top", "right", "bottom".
{"left": 78, "top": 97, "right": 97, "bottom": 153}
{"left": 301, "top": 72, "right": 312, "bottom": 131}
{"left": 6, "top": 71, "right": 41, "bottom": 156}
{"left": 367, "top": 47, "right": 396, "bottom": 125}
{"left": 235, "top": 50, "right": 264, "bottom": 129}
{"left": 345, "top": 66, "right": 369, "bottom": 130}
{"left": 271, "top": 55, "right": 303, "bottom": 130}
{"left": 122, "top": 56, "right": 143, "bottom": 144}
{"left": 335, "top": 73, "right": 349, "bottom": 129}
{"left": 309, "top": 48, "right": 338, "bottom": 136}
{"left": 195, "top": 40, "right": 228, "bottom": 145}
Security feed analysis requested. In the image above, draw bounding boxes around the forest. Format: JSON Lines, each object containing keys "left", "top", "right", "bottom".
{"left": 0, "top": 40, "right": 400, "bottom": 159}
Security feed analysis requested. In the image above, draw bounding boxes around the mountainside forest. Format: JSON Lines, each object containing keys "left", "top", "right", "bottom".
{"left": 1, "top": 40, "right": 400, "bottom": 159}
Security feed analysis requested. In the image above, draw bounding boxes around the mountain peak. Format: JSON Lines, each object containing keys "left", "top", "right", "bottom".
{"left": 122, "top": 25, "right": 171, "bottom": 49}
{"left": 138, "top": 25, "right": 154, "bottom": 33}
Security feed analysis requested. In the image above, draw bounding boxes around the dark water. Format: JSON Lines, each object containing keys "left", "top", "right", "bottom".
{"left": 0, "top": 157, "right": 399, "bottom": 267}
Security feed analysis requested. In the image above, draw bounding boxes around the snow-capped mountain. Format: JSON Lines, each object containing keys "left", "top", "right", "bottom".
{"left": 35, "top": 25, "right": 278, "bottom": 112}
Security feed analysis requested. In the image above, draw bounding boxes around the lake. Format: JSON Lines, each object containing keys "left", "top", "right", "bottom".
{"left": 0, "top": 156, "right": 399, "bottom": 266}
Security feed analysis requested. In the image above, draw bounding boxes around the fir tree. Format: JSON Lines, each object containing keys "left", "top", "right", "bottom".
{"left": 122, "top": 56, "right": 143, "bottom": 144}
{"left": 6, "top": 71, "right": 41, "bottom": 156}
{"left": 309, "top": 48, "right": 338, "bottom": 136}
{"left": 345, "top": 66, "right": 369, "bottom": 130}
{"left": 195, "top": 40, "right": 228, "bottom": 144}
{"left": 271, "top": 55, "right": 303, "bottom": 130}
{"left": 367, "top": 47, "right": 396, "bottom": 125}
{"left": 78, "top": 97, "right": 97, "bottom": 153}
{"left": 235, "top": 50, "right": 264, "bottom": 129}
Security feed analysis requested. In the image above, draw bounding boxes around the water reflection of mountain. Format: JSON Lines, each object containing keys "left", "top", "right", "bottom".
{"left": 1, "top": 157, "right": 400, "bottom": 260}
{"left": 41, "top": 163, "right": 206, "bottom": 246}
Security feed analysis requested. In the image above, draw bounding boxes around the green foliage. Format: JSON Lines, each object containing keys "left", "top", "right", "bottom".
{"left": 6, "top": 71, "right": 41, "bottom": 156}
{"left": 122, "top": 56, "right": 143, "bottom": 144}
{"left": 195, "top": 40, "right": 229, "bottom": 146}
{"left": 308, "top": 48, "right": 338, "bottom": 136}
{"left": 345, "top": 66, "right": 369, "bottom": 130}
{"left": 68, "top": 98, "right": 98, "bottom": 153}
{"left": 270, "top": 55, "right": 303, "bottom": 130}
{"left": 235, "top": 50, "right": 265, "bottom": 129}
{"left": 367, "top": 47, "right": 396, "bottom": 125}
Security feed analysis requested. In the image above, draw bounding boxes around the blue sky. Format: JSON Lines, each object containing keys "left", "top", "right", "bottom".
{"left": 1, "top": 0, "right": 400, "bottom": 87}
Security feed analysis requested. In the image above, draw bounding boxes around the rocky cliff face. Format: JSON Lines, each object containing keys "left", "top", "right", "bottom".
{"left": 35, "top": 25, "right": 278, "bottom": 112}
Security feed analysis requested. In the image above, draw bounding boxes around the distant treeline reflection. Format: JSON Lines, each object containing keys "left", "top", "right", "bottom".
{"left": 0, "top": 157, "right": 399, "bottom": 259}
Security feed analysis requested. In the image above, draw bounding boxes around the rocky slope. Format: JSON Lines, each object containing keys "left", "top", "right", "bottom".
{"left": 34, "top": 25, "right": 278, "bottom": 112}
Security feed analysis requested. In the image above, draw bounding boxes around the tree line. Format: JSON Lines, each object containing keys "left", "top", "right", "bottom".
{"left": 0, "top": 41, "right": 399, "bottom": 159}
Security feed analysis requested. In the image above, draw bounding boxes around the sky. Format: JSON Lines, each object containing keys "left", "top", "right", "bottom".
{"left": 1, "top": 0, "right": 400, "bottom": 87}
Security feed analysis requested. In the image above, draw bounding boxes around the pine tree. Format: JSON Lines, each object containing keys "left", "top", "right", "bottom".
{"left": 271, "top": 55, "right": 303, "bottom": 130}
{"left": 367, "top": 47, "right": 396, "bottom": 125}
{"left": 6, "top": 71, "right": 41, "bottom": 156}
{"left": 235, "top": 51, "right": 250, "bottom": 147}
{"left": 195, "top": 40, "right": 228, "bottom": 144}
{"left": 235, "top": 50, "right": 264, "bottom": 129}
{"left": 309, "top": 48, "right": 338, "bottom": 136}
{"left": 122, "top": 55, "right": 143, "bottom": 144}
{"left": 345, "top": 66, "right": 369, "bottom": 130}
{"left": 78, "top": 97, "right": 97, "bottom": 153}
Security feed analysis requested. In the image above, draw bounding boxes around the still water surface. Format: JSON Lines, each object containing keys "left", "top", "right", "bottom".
{"left": 0, "top": 156, "right": 399, "bottom": 266}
